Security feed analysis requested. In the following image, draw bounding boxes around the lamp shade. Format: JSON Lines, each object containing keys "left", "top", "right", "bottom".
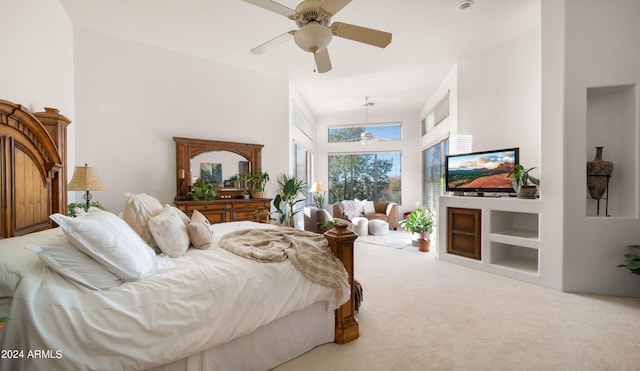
{"left": 68, "top": 164, "right": 107, "bottom": 191}
{"left": 309, "top": 181, "right": 326, "bottom": 193}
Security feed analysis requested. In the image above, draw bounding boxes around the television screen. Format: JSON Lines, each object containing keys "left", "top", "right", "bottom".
{"left": 445, "top": 148, "right": 519, "bottom": 194}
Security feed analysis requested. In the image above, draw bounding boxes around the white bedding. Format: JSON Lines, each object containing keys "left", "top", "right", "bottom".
{"left": 0, "top": 221, "right": 349, "bottom": 371}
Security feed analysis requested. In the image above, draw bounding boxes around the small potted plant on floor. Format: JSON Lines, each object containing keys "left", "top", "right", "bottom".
{"left": 617, "top": 245, "right": 640, "bottom": 275}
{"left": 401, "top": 203, "right": 435, "bottom": 252}
{"left": 507, "top": 164, "right": 540, "bottom": 199}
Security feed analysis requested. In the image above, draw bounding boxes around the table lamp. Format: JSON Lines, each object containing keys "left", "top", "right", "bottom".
{"left": 309, "top": 181, "right": 326, "bottom": 208}
{"left": 68, "top": 164, "right": 107, "bottom": 211}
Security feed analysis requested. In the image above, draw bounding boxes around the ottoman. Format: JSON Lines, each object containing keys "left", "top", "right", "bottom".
{"left": 368, "top": 219, "right": 389, "bottom": 236}
{"left": 352, "top": 217, "right": 369, "bottom": 236}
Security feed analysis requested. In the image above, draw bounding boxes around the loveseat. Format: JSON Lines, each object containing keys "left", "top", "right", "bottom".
{"left": 333, "top": 200, "right": 398, "bottom": 230}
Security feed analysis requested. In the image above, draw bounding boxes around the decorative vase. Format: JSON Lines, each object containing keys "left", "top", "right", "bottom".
{"left": 417, "top": 238, "right": 431, "bottom": 252}
{"left": 587, "top": 146, "right": 614, "bottom": 200}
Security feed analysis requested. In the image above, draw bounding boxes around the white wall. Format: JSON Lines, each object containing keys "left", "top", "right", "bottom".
{"left": 0, "top": 0, "right": 76, "bottom": 178}
{"left": 73, "top": 29, "right": 290, "bottom": 213}
{"left": 457, "top": 31, "right": 542, "bottom": 169}
{"left": 558, "top": 0, "right": 640, "bottom": 296}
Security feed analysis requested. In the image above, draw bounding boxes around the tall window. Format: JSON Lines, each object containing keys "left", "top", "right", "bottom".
{"left": 423, "top": 138, "right": 449, "bottom": 210}
{"left": 293, "top": 142, "right": 311, "bottom": 189}
{"left": 328, "top": 152, "right": 401, "bottom": 204}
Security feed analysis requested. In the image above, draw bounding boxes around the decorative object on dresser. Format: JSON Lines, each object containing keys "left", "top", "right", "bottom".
{"left": 250, "top": 169, "right": 270, "bottom": 199}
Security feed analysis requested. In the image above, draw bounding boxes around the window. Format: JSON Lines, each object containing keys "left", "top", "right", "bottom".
{"left": 292, "top": 105, "right": 313, "bottom": 141}
{"left": 328, "top": 123, "right": 401, "bottom": 143}
{"left": 422, "top": 138, "right": 449, "bottom": 210}
{"left": 293, "top": 142, "right": 311, "bottom": 190}
{"left": 328, "top": 152, "right": 401, "bottom": 204}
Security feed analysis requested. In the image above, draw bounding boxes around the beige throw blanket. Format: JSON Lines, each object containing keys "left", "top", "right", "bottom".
{"left": 219, "top": 227, "right": 349, "bottom": 305}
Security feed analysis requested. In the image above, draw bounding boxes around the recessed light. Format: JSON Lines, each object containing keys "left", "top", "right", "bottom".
{"left": 456, "top": 0, "right": 474, "bottom": 12}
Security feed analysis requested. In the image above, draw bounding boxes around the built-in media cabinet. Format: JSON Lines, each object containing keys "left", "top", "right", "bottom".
{"left": 438, "top": 196, "right": 542, "bottom": 285}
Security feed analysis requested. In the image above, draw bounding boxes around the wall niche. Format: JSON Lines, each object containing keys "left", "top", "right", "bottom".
{"left": 586, "top": 84, "right": 638, "bottom": 218}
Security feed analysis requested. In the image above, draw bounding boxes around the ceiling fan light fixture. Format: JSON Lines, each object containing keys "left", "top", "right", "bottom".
{"left": 294, "top": 22, "right": 333, "bottom": 52}
{"left": 456, "top": 0, "right": 473, "bottom": 12}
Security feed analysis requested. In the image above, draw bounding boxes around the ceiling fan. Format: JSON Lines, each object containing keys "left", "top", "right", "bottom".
{"left": 242, "top": 0, "right": 392, "bottom": 73}
{"left": 353, "top": 97, "right": 389, "bottom": 146}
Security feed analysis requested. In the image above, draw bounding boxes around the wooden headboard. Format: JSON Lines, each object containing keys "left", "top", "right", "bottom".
{"left": 0, "top": 99, "right": 70, "bottom": 238}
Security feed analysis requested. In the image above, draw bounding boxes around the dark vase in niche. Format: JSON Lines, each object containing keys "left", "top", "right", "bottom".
{"left": 587, "top": 146, "right": 614, "bottom": 200}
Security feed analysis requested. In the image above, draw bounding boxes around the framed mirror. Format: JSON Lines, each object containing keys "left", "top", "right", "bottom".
{"left": 174, "top": 137, "right": 263, "bottom": 200}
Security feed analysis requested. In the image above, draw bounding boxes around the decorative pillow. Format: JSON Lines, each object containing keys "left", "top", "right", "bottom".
{"left": 166, "top": 205, "right": 190, "bottom": 227}
{"left": 121, "top": 193, "right": 164, "bottom": 252}
{"left": 149, "top": 205, "right": 190, "bottom": 258}
{"left": 26, "top": 241, "right": 123, "bottom": 290}
{"left": 363, "top": 200, "right": 376, "bottom": 215}
{"left": 188, "top": 210, "right": 213, "bottom": 249}
{"left": 50, "top": 208, "right": 160, "bottom": 280}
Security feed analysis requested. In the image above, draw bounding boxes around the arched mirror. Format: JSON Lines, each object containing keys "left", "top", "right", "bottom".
{"left": 174, "top": 137, "right": 263, "bottom": 200}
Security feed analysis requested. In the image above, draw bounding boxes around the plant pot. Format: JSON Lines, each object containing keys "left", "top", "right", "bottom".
{"left": 417, "top": 238, "right": 431, "bottom": 252}
{"left": 411, "top": 231, "right": 430, "bottom": 246}
{"left": 250, "top": 191, "right": 265, "bottom": 199}
{"left": 518, "top": 186, "right": 537, "bottom": 199}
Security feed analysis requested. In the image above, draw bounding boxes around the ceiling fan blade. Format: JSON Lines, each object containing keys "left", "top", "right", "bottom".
{"left": 318, "top": 0, "right": 352, "bottom": 16}
{"left": 314, "top": 48, "right": 332, "bottom": 73}
{"left": 242, "top": 0, "right": 296, "bottom": 18}
{"left": 250, "top": 31, "right": 296, "bottom": 55}
{"left": 331, "top": 22, "right": 392, "bottom": 48}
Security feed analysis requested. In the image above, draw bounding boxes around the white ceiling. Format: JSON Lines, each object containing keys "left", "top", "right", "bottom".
{"left": 59, "top": 0, "right": 539, "bottom": 117}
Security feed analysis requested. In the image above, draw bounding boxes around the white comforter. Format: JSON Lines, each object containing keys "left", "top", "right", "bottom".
{"left": 1, "top": 222, "right": 349, "bottom": 371}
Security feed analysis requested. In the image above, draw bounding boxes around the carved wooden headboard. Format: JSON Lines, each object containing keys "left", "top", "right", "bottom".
{"left": 0, "top": 99, "right": 70, "bottom": 238}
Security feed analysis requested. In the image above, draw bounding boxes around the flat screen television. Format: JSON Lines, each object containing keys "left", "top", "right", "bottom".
{"left": 445, "top": 147, "right": 519, "bottom": 195}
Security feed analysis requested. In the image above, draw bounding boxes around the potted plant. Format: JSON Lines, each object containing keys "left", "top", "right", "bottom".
{"left": 617, "top": 245, "right": 640, "bottom": 275}
{"left": 189, "top": 180, "right": 218, "bottom": 201}
{"left": 401, "top": 203, "right": 435, "bottom": 252}
{"left": 237, "top": 173, "right": 253, "bottom": 199}
{"left": 507, "top": 164, "right": 540, "bottom": 199}
{"left": 250, "top": 170, "right": 270, "bottom": 199}
{"left": 67, "top": 201, "right": 107, "bottom": 217}
{"left": 272, "top": 174, "right": 306, "bottom": 227}
{"left": 229, "top": 174, "right": 239, "bottom": 188}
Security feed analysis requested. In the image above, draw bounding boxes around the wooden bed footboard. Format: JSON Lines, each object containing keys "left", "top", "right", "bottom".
{"left": 324, "top": 224, "right": 359, "bottom": 343}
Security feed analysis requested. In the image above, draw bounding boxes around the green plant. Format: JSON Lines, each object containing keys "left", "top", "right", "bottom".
{"left": 0, "top": 317, "right": 9, "bottom": 322}
{"left": 318, "top": 219, "right": 341, "bottom": 232}
{"left": 252, "top": 170, "right": 270, "bottom": 192}
{"left": 189, "top": 180, "right": 218, "bottom": 201}
{"left": 617, "top": 245, "right": 640, "bottom": 275}
{"left": 229, "top": 174, "right": 240, "bottom": 187}
{"left": 67, "top": 201, "right": 107, "bottom": 217}
{"left": 507, "top": 164, "right": 540, "bottom": 189}
{"left": 272, "top": 174, "right": 306, "bottom": 227}
{"left": 401, "top": 204, "right": 435, "bottom": 234}
{"left": 238, "top": 172, "right": 253, "bottom": 194}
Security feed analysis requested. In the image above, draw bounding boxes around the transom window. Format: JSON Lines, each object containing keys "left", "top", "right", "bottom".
{"left": 328, "top": 123, "right": 402, "bottom": 143}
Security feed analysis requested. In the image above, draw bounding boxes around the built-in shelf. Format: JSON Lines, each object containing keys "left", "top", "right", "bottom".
{"left": 438, "top": 196, "right": 542, "bottom": 285}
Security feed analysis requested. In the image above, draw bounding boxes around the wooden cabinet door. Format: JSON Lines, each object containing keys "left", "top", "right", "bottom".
{"left": 448, "top": 207, "right": 481, "bottom": 260}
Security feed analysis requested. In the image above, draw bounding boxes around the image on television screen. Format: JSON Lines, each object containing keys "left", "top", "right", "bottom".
{"left": 446, "top": 148, "right": 518, "bottom": 191}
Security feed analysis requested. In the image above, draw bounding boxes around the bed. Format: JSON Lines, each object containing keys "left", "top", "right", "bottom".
{"left": 0, "top": 99, "right": 359, "bottom": 370}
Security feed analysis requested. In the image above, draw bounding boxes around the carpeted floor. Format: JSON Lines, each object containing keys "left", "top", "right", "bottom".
{"left": 273, "top": 239, "right": 640, "bottom": 371}
{"left": 355, "top": 229, "right": 413, "bottom": 249}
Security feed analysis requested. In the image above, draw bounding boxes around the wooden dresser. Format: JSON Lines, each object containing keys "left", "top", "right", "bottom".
{"left": 175, "top": 198, "right": 272, "bottom": 224}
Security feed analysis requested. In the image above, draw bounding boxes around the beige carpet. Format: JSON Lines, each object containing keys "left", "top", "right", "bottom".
{"left": 273, "top": 240, "right": 640, "bottom": 371}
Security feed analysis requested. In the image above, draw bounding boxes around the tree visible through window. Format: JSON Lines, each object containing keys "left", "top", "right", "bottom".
{"left": 328, "top": 152, "right": 401, "bottom": 204}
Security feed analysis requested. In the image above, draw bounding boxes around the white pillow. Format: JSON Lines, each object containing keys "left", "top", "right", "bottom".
{"left": 26, "top": 241, "right": 122, "bottom": 290}
{"left": 363, "top": 200, "right": 376, "bottom": 215}
{"left": 166, "top": 205, "right": 190, "bottom": 227}
{"left": 188, "top": 210, "right": 213, "bottom": 249}
{"left": 149, "top": 205, "right": 190, "bottom": 258}
{"left": 50, "top": 208, "right": 160, "bottom": 280}
{"left": 121, "top": 193, "right": 164, "bottom": 252}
